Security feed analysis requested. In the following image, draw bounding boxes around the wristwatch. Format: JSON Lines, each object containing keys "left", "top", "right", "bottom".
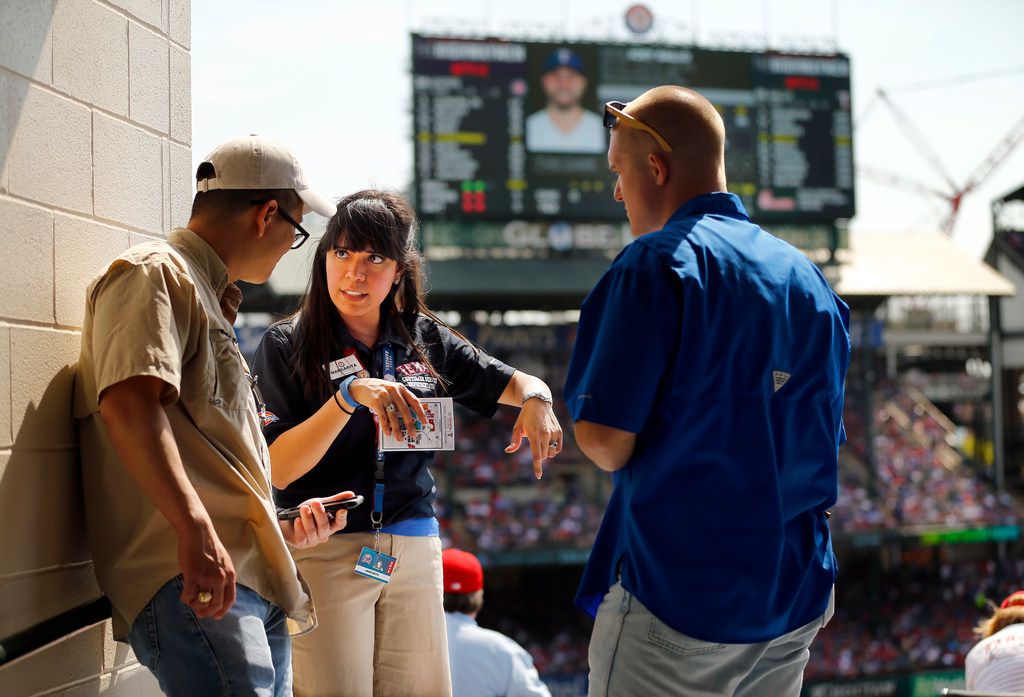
{"left": 520, "top": 391, "right": 553, "bottom": 407}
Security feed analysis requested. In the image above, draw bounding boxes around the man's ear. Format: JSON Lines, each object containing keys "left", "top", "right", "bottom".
{"left": 253, "top": 199, "right": 278, "bottom": 239}
{"left": 648, "top": 152, "right": 669, "bottom": 186}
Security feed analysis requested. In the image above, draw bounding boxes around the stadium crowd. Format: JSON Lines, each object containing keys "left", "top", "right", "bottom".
{"left": 807, "top": 558, "right": 1024, "bottom": 679}
{"left": 436, "top": 377, "right": 1017, "bottom": 543}
{"left": 501, "top": 626, "right": 590, "bottom": 679}
{"left": 448, "top": 409, "right": 578, "bottom": 488}
{"left": 473, "top": 558, "right": 1024, "bottom": 684}
{"left": 433, "top": 368, "right": 605, "bottom": 554}
{"left": 423, "top": 330, "right": 1023, "bottom": 683}
{"left": 454, "top": 490, "right": 601, "bottom": 553}
{"left": 480, "top": 558, "right": 1024, "bottom": 683}
{"left": 832, "top": 384, "right": 1017, "bottom": 533}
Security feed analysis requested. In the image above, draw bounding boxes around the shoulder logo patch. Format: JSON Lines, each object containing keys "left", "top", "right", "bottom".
{"left": 772, "top": 370, "right": 791, "bottom": 392}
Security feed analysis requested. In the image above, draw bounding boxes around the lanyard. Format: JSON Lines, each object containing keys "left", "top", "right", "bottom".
{"left": 371, "top": 341, "right": 395, "bottom": 546}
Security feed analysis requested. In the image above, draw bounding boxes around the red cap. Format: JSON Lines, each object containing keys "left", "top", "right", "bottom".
{"left": 1000, "top": 591, "right": 1024, "bottom": 609}
{"left": 442, "top": 548, "right": 483, "bottom": 594}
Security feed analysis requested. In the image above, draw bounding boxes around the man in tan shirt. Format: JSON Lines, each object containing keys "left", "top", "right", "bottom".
{"left": 74, "top": 136, "right": 347, "bottom": 696}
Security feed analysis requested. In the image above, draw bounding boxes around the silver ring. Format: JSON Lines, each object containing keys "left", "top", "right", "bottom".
{"left": 385, "top": 403, "right": 397, "bottom": 414}
{"left": 549, "top": 441, "right": 559, "bottom": 448}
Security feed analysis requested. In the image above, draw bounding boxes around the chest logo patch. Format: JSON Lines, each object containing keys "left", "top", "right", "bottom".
{"left": 396, "top": 361, "right": 429, "bottom": 376}
{"left": 772, "top": 370, "right": 791, "bottom": 392}
{"left": 396, "top": 361, "right": 437, "bottom": 392}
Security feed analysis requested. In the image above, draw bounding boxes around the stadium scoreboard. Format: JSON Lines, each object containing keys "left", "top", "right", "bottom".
{"left": 412, "top": 34, "right": 854, "bottom": 224}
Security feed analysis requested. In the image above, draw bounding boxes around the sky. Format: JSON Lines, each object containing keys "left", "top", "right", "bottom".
{"left": 191, "top": 0, "right": 1024, "bottom": 276}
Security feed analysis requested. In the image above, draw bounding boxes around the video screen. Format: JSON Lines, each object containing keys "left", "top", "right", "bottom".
{"left": 412, "top": 35, "right": 854, "bottom": 224}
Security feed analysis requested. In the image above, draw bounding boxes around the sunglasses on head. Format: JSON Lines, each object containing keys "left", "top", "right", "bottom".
{"left": 603, "top": 101, "right": 673, "bottom": 152}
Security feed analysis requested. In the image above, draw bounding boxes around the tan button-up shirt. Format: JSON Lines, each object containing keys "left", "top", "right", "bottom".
{"left": 73, "top": 228, "right": 315, "bottom": 638}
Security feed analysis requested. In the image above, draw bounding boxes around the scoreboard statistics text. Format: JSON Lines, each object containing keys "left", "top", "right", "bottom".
{"left": 412, "top": 35, "right": 854, "bottom": 224}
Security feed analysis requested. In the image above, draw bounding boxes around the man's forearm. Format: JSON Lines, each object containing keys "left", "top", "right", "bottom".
{"left": 99, "top": 375, "right": 237, "bottom": 618}
{"left": 573, "top": 420, "right": 636, "bottom": 472}
{"left": 99, "top": 377, "right": 212, "bottom": 535}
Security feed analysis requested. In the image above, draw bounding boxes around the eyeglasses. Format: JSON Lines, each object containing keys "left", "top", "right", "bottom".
{"left": 250, "top": 199, "right": 310, "bottom": 249}
{"left": 603, "top": 101, "right": 673, "bottom": 152}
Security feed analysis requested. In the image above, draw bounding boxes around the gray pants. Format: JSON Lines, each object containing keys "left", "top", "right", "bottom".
{"left": 588, "top": 582, "right": 835, "bottom": 697}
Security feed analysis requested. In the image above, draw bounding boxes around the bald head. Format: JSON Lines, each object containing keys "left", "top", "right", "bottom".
{"left": 631, "top": 86, "right": 726, "bottom": 189}
{"left": 608, "top": 86, "right": 728, "bottom": 236}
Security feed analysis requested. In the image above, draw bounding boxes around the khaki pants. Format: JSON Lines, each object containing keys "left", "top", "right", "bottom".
{"left": 589, "top": 582, "right": 835, "bottom": 697}
{"left": 291, "top": 533, "right": 452, "bottom": 697}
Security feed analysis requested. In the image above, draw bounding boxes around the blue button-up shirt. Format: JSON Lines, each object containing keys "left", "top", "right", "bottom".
{"left": 565, "top": 192, "right": 850, "bottom": 643}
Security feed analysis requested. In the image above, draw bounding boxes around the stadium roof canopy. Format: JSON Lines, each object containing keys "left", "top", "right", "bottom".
{"left": 242, "top": 228, "right": 1015, "bottom": 316}
{"left": 818, "top": 232, "right": 1015, "bottom": 299}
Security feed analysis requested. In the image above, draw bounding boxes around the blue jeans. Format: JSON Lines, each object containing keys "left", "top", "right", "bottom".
{"left": 127, "top": 575, "right": 292, "bottom": 697}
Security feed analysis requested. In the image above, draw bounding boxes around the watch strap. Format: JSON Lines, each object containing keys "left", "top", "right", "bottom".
{"left": 520, "top": 390, "right": 553, "bottom": 406}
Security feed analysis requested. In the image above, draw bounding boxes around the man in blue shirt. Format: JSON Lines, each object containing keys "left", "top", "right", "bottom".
{"left": 564, "top": 86, "right": 850, "bottom": 696}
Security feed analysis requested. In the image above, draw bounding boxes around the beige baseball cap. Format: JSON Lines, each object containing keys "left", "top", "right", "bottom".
{"left": 195, "top": 135, "right": 335, "bottom": 217}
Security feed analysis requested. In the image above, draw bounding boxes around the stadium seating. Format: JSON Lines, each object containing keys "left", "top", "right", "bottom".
{"left": 807, "top": 558, "right": 1024, "bottom": 679}
{"left": 831, "top": 382, "right": 1017, "bottom": 533}
{"left": 424, "top": 326, "right": 1022, "bottom": 683}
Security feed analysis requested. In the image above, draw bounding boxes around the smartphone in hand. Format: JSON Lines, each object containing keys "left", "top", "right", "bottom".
{"left": 277, "top": 495, "right": 364, "bottom": 521}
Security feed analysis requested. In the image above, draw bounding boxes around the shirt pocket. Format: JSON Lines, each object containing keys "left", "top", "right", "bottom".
{"left": 207, "top": 327, "right": 251, "bottom": 411}
{"left": 647, "top": 614, "right": 726, "bottom": 656}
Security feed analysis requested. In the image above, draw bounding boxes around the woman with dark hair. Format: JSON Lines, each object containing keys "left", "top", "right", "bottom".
{"left": 252, "top": 189, "right": 562, "bottom": 697}
{"left": 965, "top": 590, "right": 1024, "bottom": 692}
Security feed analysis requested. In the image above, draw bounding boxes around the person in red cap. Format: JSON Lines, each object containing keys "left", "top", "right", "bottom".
{"left": 965, "top": 590, "right": 1024, "bottom": 692}
{"left": 442, "top": 548, "right": 551, "bottom": 697}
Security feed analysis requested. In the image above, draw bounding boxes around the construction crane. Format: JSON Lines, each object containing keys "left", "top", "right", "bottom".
{"left": 857, "top": 64, "right": 1024, "bottom": 235}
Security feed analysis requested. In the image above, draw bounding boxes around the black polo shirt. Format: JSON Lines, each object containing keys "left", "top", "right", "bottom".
{"left": 251, "top": 312, "right": 515, "bottom": 533}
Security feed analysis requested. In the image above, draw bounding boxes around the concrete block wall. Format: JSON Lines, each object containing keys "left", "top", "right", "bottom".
{"left": 0, "top": 0, "right": 191, "bottom": 694}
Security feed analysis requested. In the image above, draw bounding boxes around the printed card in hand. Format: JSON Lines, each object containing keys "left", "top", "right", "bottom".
{"left": 378, "top": 397, "right": 455, "bottom": 451}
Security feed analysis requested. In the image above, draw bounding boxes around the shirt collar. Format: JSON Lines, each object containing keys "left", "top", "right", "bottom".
{"left": 168, "top": 227, "right": 231, "bottom": 299}
{"left": 328, "top": 310, "right": 410, "bottom": 352}
{"left": 665, "top": 192, "right": 750, "bottom": 226}
{"left": 445, "top": 612, "right": 478, "bottom": 628}
{"left": 379, "top": 316, "right": 410, "bottom": 350}
{"left": 168, "top": 228, "right": 242, "bottom": 324}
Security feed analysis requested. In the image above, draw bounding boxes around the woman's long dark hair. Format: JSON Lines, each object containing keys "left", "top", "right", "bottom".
{"left": 290, "top": 189, "right": 456, "bottom": 399}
